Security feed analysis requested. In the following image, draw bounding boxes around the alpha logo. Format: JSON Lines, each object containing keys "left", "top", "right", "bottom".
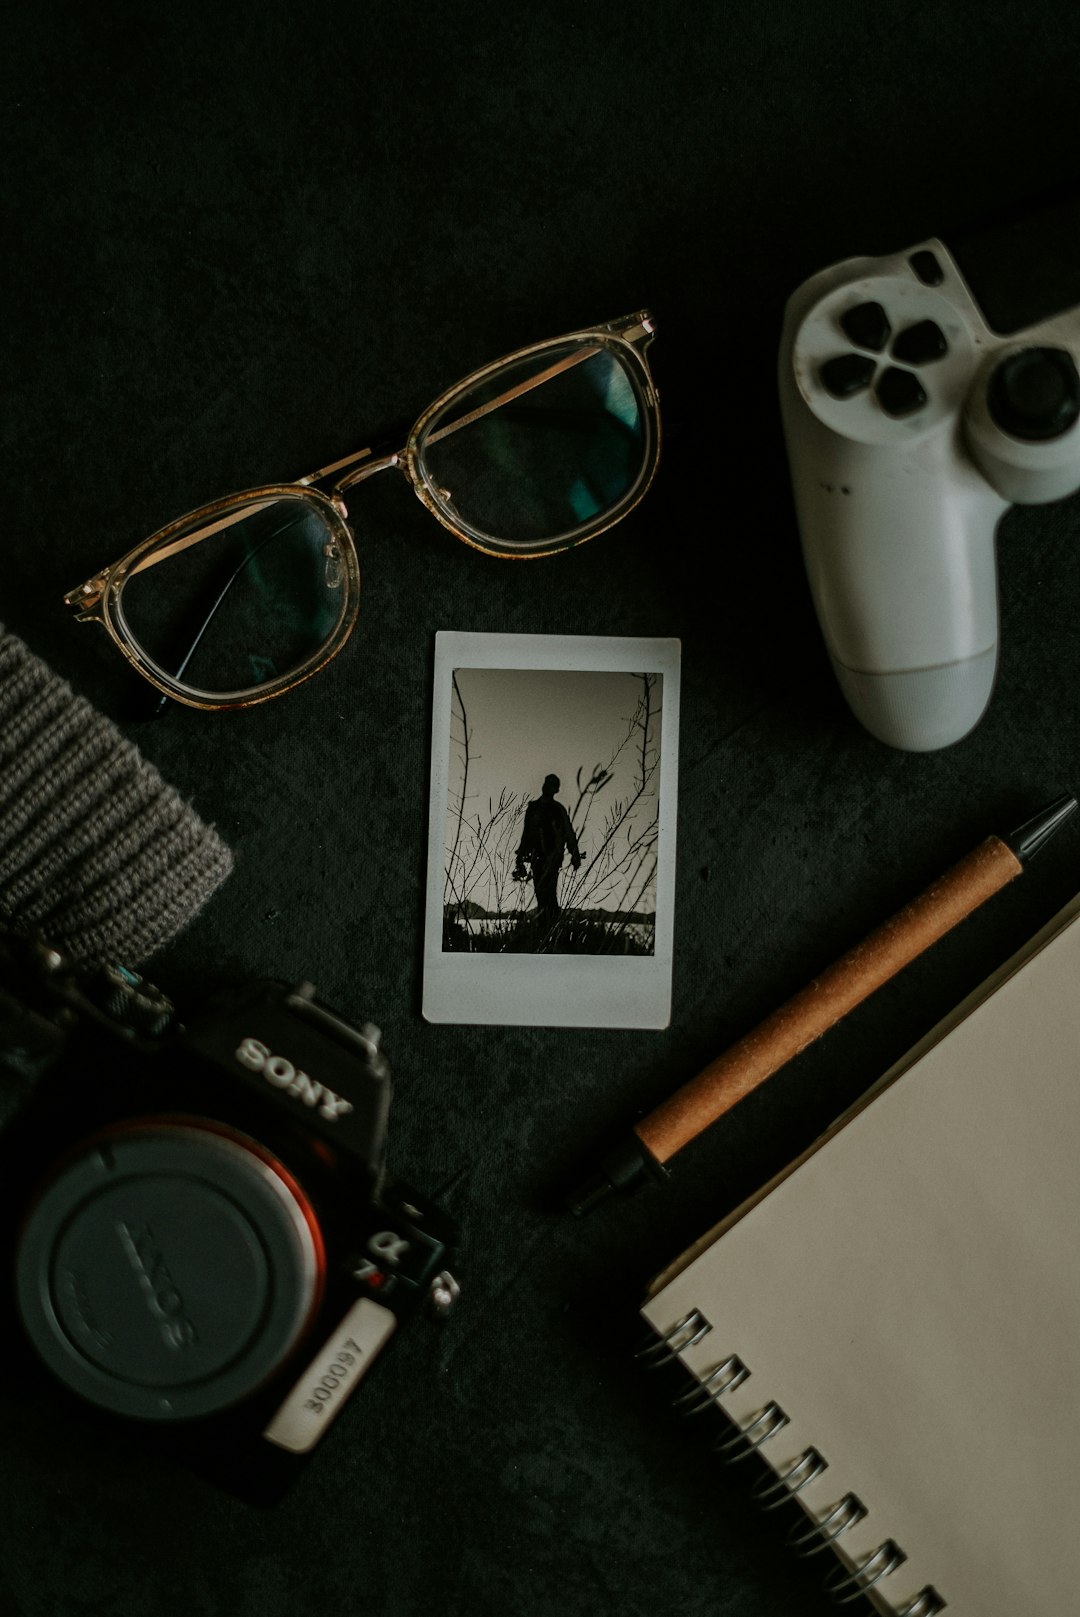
{"left": 116, "top": 1220, "right": 198, "bottom": 1351}
{"left": 234, "top": 1038, "right": 355, "bottom": 1123}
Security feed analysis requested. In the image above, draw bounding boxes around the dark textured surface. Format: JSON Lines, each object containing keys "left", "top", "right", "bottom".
{"left": 4, "top": 5, "right": 1080, "bottom": 1615}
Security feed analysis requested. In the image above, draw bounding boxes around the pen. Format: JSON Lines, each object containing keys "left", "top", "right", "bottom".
{"left": 566, "top": 794, "right": 1078, "bottom": 1216}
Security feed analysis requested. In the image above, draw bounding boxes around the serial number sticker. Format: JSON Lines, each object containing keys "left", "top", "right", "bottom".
{"left": 262, "top": 1298, "right": 397, "bottom": 1454}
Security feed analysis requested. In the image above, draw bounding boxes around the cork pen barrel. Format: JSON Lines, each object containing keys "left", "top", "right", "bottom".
{"left": 636, "top": 835, "right": 1023, "bottom": 1166}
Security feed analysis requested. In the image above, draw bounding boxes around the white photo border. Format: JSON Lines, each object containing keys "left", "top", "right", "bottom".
{"left": 422, "top": 631, "right": 681, "bottom": 1028}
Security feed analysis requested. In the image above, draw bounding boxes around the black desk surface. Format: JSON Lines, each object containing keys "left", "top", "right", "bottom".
{"left": 5, "top": 5, "right": 1080, "bottom": 1615}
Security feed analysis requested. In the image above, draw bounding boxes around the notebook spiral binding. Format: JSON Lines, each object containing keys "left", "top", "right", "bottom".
{"left": 638, "top": 1309, "right": 947, "bottom": 1616}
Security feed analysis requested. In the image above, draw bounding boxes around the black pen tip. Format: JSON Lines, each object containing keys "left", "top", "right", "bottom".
{"left": 562, "top": 1135, "right": 668, "bottom": 1216}
{"left": 1005, "top": 794, "right": 1079, "bottom": 863}
{"left": 564, "top": 1171, "right": 617, "bottom": 1218}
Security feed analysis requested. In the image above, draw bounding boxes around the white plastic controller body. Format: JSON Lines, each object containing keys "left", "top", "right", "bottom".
{"left": 779, "top": 238, "right": 1080, "bottom": 750}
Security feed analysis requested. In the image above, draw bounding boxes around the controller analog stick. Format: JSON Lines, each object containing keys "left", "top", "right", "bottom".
{"left": 987, "top": 346, "right": 1080, "bottom": 442}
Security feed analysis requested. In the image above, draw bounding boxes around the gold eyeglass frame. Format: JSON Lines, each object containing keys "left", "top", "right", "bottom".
{"left": 64, "top": 310, "right": 660, "bottom": 711}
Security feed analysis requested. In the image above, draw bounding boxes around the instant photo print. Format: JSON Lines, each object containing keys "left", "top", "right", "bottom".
{"left": 423, "top": 632, "right": 680, "bottom": 1028}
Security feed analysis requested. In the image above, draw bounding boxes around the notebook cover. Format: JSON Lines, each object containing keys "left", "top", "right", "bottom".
{"left": 642, "top": 892, "right": 1080, "bottom": 1616}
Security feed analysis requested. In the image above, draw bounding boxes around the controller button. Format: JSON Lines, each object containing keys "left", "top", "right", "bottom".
{"left": 892, "top": 320, "right": 948, "bottom": 365}
{"left": 909, "top": 250, "right": 945, "bottom": 286}
{"left": 820, "top": 353, "right": 877, "bottom": 398}
{"left": 987, "top": 346, "right": 1080, "bottom": 441}
{"left": 840, "top": 301, "right": 891, "bottom": 352}
{"left": 876, "top": 367, "right": 928, "bottom": 418}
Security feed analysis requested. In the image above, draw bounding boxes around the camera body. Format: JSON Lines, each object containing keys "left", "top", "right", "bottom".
{"left": 0, "top": 928, "right": 457, "bottom": 1503}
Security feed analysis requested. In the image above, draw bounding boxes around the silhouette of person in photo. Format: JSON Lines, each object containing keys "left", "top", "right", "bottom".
{"left": 514, "top": 773, "right": 581, "bottom": 932}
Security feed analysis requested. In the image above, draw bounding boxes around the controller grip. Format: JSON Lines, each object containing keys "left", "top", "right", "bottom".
{"left": 830, "top": 651, "right": 998, "bottom": 752}
{"left": 789, "top": 430, "right": 1008, "bottom": 750}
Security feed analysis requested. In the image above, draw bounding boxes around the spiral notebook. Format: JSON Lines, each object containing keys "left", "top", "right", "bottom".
{"left": 641, "top": 890, "right": 1080, "bottom": 1617}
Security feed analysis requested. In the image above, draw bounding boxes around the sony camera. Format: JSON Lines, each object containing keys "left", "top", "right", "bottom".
{"left": 0, "top": 925, "right": 457, "bottom": 1503}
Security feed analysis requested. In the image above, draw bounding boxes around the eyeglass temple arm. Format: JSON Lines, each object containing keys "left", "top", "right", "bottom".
{"left": 66, "top": 316, "right": 655, "bottom": 597}
{"left": 65, "top": 500, "right": 288, "bottom": 602}
{"left": 305, "top": 349, "right": 598, "bottom": 494}
{"left": 308, "top": 316, "right": 654, "bottom": 492}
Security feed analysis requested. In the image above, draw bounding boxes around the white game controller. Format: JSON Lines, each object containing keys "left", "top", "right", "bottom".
{"left": 779, "top": 239, "right": 1080, "bottom": 750}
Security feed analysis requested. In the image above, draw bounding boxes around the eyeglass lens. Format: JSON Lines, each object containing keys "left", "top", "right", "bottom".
{"left": 417, "top": 343, "right": 648, "bottom": 550}
{"left": 118, "top": 494, "right": 348, "bottom": 698}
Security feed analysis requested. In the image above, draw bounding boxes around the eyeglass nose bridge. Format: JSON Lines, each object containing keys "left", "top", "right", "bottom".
{"left": 331, "top": 450, "right": 408, "bottom": 501}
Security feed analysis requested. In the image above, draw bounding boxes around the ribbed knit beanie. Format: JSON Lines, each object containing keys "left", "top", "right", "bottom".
{"left": 0, "top": 627, "right": 233, "bottom": 965}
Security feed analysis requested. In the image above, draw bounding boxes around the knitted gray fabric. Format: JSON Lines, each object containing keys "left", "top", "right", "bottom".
{"left": 0, "top": 628, "right": 233, "bottom": 965}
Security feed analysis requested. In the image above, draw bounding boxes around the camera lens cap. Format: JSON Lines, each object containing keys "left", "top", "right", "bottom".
{"left": 15, "top": 1119, "right": 326, "bottom": 1422}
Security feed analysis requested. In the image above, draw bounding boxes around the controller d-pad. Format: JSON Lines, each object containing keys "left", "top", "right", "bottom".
{"left": 840, "top": 301, "right": 891, "bottom": 353}
{"left": 820, "top": 353, "right": 877, "bottom": 398}
{"left": 802, "top": 270, "right": 968, "bottom": 430}
{"left": 875, "top": 367, "right": 927, "bottom": 418}
{"left": 892, "top": 320, "right": 948, "bottom": 365}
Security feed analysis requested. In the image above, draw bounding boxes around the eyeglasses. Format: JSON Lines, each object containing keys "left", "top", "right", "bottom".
{"left": 65, "top": 311, "right": 660, "bottom": 711}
